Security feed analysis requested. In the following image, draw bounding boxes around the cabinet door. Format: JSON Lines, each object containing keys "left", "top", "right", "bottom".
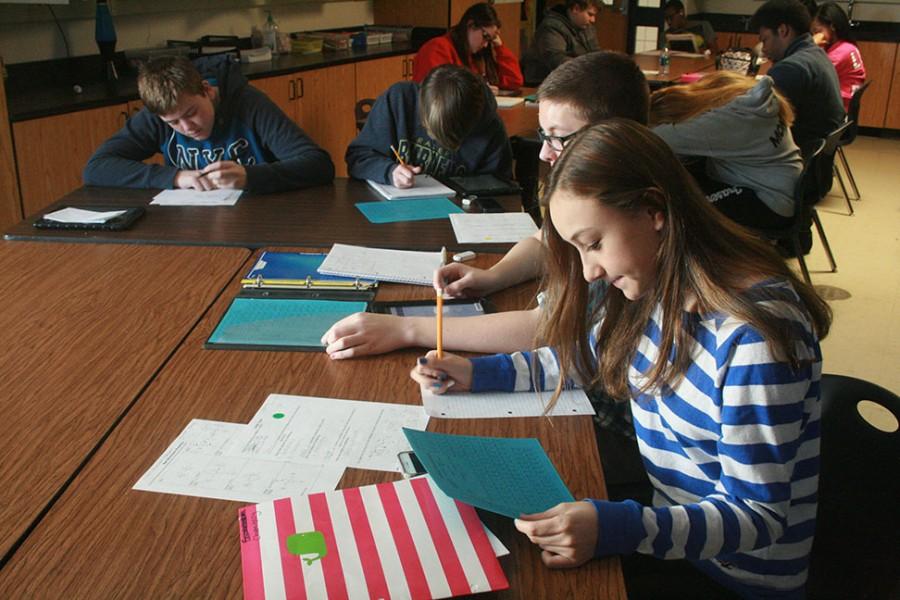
{"left": 374, "top": 0, "right": 449, "bottom": 28}
{"left": 857, "top": 41, "right": 897, "bottom": 129}
{"left": 13, "top": 103, "right": 127, "bottom": 216}
{"left": 356, "top": 55, "right": 406, "bottom": 102}
{"left": 126, "top": 100, "right": 164, "bottom": 165}
{"left": 735, "top": 33, "right": 759, "bottom": 50}
{"left": 885, "top": 44, "right": 900, "bottom": 130}
{"left": 0, "top": 62, "right": 22, "bottom": 231}
{"left": 296, "top": 64, "right": 357, "bottom": 178}
{"left": 251, "top": 73, "right": 299, "bottom": 121}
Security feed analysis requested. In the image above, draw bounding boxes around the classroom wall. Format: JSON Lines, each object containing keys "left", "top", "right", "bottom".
{"left": 695, "top": 0, "right": 900, "bottom": 22}
{"left": 0, "top": 1, "right": 374, "bottom": 65}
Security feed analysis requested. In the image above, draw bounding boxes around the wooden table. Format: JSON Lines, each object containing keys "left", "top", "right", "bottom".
{"left": 0, "top": 251, "right": 626, "bottom": 599}
{"left": 4, "top": 179, "right": 524, "bottom": 252}
{"left": 632, "top": 51, "right": 717, "bottom": 86}
{"left": 0, "top": 241, "right": 250, "bottom": 566}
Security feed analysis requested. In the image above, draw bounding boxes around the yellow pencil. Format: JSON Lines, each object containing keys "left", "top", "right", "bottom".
{"left": 436, "top": 246, "right": 447, "bottom": 359}
{"left": 390, "top": 144, "right": 406, "bottom": 166}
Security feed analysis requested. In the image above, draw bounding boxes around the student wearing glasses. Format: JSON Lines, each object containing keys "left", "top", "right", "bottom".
{"left": 412, "top": 2, "right": 524, "bottom": 93}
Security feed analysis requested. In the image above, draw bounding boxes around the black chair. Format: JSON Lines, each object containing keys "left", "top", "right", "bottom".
{"left": 806, "top": 374, "right": 900, "bottom": 599}
{"left": 756, "top": 139, "right": 836, "bottom": 285}
{"left": 835, "top": 81, "right": 872, "bottom": 203}
{"left": 354, "top": 98, "right": 375, "bottom": 132}
{"left": 820, "top": 120, "right": 855, "bottom": 215}
{"left": 509, "top": 134, "right": 543, "bottom": 221}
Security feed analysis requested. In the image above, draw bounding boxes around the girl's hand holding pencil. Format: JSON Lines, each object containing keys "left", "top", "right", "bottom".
{"left": 410, "top": 351, "right": 473, "bottom": 394}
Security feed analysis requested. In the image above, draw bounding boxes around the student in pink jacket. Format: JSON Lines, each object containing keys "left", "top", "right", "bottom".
{"left": 812, "top": 2, "right": 866, "bottom": 110}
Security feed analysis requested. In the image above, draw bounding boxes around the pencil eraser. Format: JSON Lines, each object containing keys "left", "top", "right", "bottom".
{"left": 453, "top": 251, "right": 476, "bottom": 263}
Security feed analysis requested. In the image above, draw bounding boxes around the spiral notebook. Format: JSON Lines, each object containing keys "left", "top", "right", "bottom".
{"left": 317, "top": 244, "right": 442, "bottom": 286}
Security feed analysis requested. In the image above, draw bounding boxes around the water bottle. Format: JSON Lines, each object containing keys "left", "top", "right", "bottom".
{"left": 659, "top": 45, "right": 670, "bottom": 76}
{"left": 263, "top": 11, "right": 279, "bottom": 55}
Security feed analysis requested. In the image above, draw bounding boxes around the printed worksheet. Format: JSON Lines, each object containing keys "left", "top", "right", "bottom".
{"left": 134, "top": 419, "right": 344, "bottom": 503}
{"left": 449, "top": 213, "right": 538, "bottom": 244}
{"left": 236, "top": 394, "right": 430, "bottom": 473}
{"left": 151, "top": 189, "right": 242, "bottom": 206}
{"left": 421, "top": 388, "right": 595, "bottom": 419}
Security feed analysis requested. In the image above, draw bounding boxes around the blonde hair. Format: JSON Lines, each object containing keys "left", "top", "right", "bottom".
{"left": 137, "top": 56, "right": 206, "bottom": 115}
{"left": 649, "top": 71, "right": 794, "bottom": 127}
{"left": 538, "top": 120, "right": 831, "bottom": 405}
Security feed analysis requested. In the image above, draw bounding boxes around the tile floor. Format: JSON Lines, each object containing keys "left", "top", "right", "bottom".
{"left": 800, "top": 134, "right": 899, "bottom": 395}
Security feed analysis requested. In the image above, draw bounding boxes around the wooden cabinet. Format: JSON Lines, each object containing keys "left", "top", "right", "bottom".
{"left": 355, "top": 54, "right": 415, "bottom": 102}
{"left": 252, "top": 64, "right": 357, "bottom": 177}
{"left": 13, "top": 103, "right": 127, "bottom": 217}
{"left": 885, "top": 45, "right": 900, "bottom": 130}
{"left": 0, "top": 59, "right": 22, "bottom": 232}
{"left": 857, "top": 41, "right": 897, "bottom": 128}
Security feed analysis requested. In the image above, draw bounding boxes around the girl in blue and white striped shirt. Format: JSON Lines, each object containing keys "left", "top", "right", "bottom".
{"left": 411, "top": 120, "right": 832, "bottom": 599}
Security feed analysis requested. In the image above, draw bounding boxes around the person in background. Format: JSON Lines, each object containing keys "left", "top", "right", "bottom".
{"left": 661, "top": 0, "right": 717, "bottom": 53}
{"left": 83, "top": 55, "right": 334, "bottom": 193}
{"left": 345, "top": 65, "right": 512, "bottom": 189}
{"left": 521, "top": 0, "right": 601, "bottom": 85}
{"left": 412, "top": 119, "right": 831, "bottom": 600}
{"left": 812, "top": 1, "right": 866, "bottom": 111}
{"left": 751, "top": 0, "right": 844, "bottom": 147}
{"left": 650, "top": 71, "right": 802, "bottom": 230}
{"left": 412, "top": 2, "right": 524, "bottom": 92}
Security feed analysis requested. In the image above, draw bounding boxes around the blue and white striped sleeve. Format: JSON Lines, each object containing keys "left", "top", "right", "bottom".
{"left": 591, "top": 322, "right": 819, "bottom": 561}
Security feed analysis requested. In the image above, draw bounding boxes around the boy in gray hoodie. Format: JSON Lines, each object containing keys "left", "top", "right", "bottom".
{"left": 521, "top": 0, "right": 600, "bottom": 85}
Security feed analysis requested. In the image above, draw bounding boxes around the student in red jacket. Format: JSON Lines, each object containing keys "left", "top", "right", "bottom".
{"left": 413, "top": 2, "right": 524, "bottom": 92}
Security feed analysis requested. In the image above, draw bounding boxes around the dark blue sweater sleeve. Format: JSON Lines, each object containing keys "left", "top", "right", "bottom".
{"left": 82, "top": 109, "right": 178, "bottom": 189}
{"left": 242, "top": 87, "right": 334, "bottom": 193}
{"left": 345, "top": 91, "right": 400, "bottom": 184}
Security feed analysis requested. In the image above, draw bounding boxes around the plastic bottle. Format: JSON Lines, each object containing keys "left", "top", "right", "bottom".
{"left": 659, "top": 45, "right": 671, "bottom": 76}
{"left": 263, "top": 11, "right": 279, "bottom": 55}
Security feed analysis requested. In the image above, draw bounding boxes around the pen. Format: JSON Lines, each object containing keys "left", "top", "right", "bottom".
{"left": 437, "top": 246, "right": 447, "bottom": 359}
{"left": 390, "top": 144, "right": 406, "bottom": 166}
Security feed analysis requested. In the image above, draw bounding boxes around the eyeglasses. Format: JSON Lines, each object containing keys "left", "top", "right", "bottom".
{"left": 480, "top": 28, "right": 498, "bottom": 43}
{"left": 537, "top": 127, "right": 582, "bottom": 152}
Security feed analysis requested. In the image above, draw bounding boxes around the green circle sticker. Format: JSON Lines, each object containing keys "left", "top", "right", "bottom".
{"left": 272, "top": 412, "right": 285, "bottom": 419}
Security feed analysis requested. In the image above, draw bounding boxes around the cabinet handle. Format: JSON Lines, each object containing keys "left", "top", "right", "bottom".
{"left": 297, "top": 77, "right": 304, "bottom": 99}
{"left": 402, "top": 58, "right": 408, "bottom": 78}
{"left": 120, "top": 110, "right": 128, "bottom": 125}
{"left": 288, "top": 79, "right": 296, "bottom": 101}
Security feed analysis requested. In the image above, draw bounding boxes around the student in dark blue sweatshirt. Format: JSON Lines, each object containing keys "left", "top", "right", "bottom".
{"left": 83, "top": 55, "right": 334, "bottom": 194}
{"left": 345, "top": 64, "right": 512, "bottom": 189}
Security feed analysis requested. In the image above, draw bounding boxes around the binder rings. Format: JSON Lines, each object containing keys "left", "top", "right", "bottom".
{"left": 242, "top": 252, "right": 377, "bottom": 293}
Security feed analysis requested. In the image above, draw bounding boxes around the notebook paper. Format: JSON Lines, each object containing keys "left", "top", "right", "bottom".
{"left": 43, "top": 207, "right": 126, "bottom": 223}
{"left": 421, "top": 388, "right": 595, "bottom": 419}
{"left": 494, "top": 96, "right": 525, "bottom": 108}
{"left": 318, "top": 244, "right": 441, "bottom": 286}
{"left": 151, "top": 188, "right": 242, "bottom": 206}
{"left": 449, "top": 213, "right": 538, "bottom": 244}
{"left": 238, "top": 476, "right": 509, "bottom": 600}
{"left": 355, "top": 197, "right": 464, "bottom": 224}
{"left": 402, "top": 429, "right": 574, "bottom": 519}
{"left": 367, "top": 175, "right": 456, "bottom": 200}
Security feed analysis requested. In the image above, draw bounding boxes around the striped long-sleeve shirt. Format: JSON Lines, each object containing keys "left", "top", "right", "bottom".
{"left": 470, "top": 279, "right": 822, "bottom": 599}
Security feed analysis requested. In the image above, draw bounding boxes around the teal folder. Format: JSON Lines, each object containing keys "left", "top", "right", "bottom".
{"left": 402, "top": 428, "right": 574, "bottom": 518}
{"left": 205, "top": 297, "right": 368, "bottom": 351}
{"left": 355, "top": 197, "right": 464, "bottom": 224}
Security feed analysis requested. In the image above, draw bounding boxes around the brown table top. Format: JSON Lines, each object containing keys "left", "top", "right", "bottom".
{"left": 632, "top": 51, "right": 717, "bottom": 84}
{"left": 0, "top": 241, "right": 250, "bottom": 565}
{"left": 4, "top": 179, "right": 524, "bottom": 253}
{"left": 0, "top": 250, "right": 626, "bottom": 599}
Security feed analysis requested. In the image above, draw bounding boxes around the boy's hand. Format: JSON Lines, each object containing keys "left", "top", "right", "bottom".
{"left": 200, "top": 161, "right": 247, "bottom": 189}
{"left": 174, "top": 169, "right": 215, "bottom": 191}
{"left": 391, "top": 163, "right": 423, "bottom": 188}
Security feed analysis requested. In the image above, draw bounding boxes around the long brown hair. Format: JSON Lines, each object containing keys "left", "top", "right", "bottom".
{"left": 537, "top": 120, "right": 831, "bottom": 404}
{"left": 449, "top": 2, "right": 502, "bottom": 86}
{"left": 649, "top": 71, "right": 794, "bottom": 127}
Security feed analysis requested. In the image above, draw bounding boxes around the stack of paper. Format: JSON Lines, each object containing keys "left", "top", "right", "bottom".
{"left": 133, "top": 394, "right": 429, "bottom": 503}
{"left": 318, "top": 244, "right": 442, "bottom": 286}
{"left": 449, "top": 213, "right": 538, "bottom": 244}
{"left": 495, "top": 96, "right": 525, "bottom": 108}
{"left": 367, "top": 175, "right": 456, "bottom": 200}
{"left": 238, "top": 475, "right": 509, "bottom": 600}
{"left": 151, "top": 189, "right": 243, "bottom": 206}
{"left": 43, "top": 207, "right": 126, "bottom": 223}
{"left": 421, "top": 388, "right": 595, "bottom": 419}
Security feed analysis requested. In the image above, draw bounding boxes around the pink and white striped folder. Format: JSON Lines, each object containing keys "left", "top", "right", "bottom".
{"left": 238, "top": 475, "right": 509, "bottom": 599}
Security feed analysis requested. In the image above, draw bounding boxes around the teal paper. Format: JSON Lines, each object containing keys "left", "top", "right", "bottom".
{"left": 355, "top": 197, "right": 462, "bottom": 224}
{"left": 402, "top": 428, "right": 574, "bottom": 518}
{"left": 208, "top": 298, "right": 367, "bottom": 349}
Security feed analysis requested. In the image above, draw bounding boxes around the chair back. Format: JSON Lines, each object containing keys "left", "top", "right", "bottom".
{"left": 796, "top": 139, "right": 826, "bottom": 212}
{"left": 807, "top": 374, "right": 900, "bottom": 599}
{"left": 354, "top": 98, "right": 375, "bottom": 132}
{"left": 841, "top": 80, "right": 872, "bottom": 146}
